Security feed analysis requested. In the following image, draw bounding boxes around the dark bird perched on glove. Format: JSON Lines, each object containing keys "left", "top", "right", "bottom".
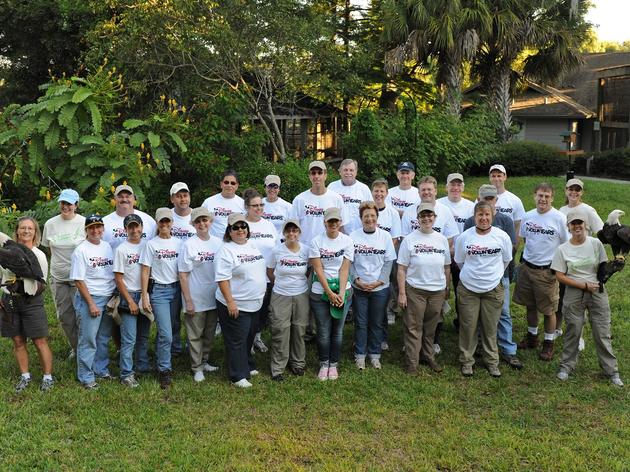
{"left": 597, "top": 209, "right": 630, "bottom": 260}
{"left": 0, "top": 232, "right": 46, "bottom": 290}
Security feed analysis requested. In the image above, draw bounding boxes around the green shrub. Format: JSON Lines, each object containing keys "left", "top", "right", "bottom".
{"left": 590, "top": 147, "right": 630, "bottom": 179}
{"left": 469, "top": 140, "right": 569, "bottom": 176}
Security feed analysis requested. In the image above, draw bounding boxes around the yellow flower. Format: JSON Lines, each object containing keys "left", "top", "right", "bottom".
{"left": 98, "top": 186, "right": 105, "bottom": 194}
{"left": 146, "top": 152, "right": 151, "bottom": 159}
{"left": 160, "top": 95, "right": 166, "bottom": 101}
{"left": 154, "top": 158, "right": 160, "bottom": 164}
{"left": 137, "top": 152, "right": 142, "bottom": 158}
{"left": 11, "top": 203, "right": 17, "bottom": 211}
{"left": 123, "top": 180, "right": 127, "bottom": 185}
{"left": 110, "top": 173, "right": 116, "bottom": 181}
{"left": 46, "top": 191, "right": 51, "bottom": 201}
{"left": 110, "top": 199, "right": 116, "bottom": 207}
{"left": 140, "top": 143, "right": 145, "bottom": 150}
{"left": 110, "top": 185, "right": 116, "bottom": 194}
{"left": 181, "top": 106, "right": 187, "bottom": 113}
{"left": 2, "top": 207, "right": 7, "bottom": 214}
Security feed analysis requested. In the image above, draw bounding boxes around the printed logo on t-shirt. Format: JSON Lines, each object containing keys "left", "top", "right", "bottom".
{"left": 319, "top": 248, "right": 345, "bottom": 259}
{"left": 413, "top": 244, "right": 445, "bottom": 255}
{"left": 341, "top": 195, "right": 362, "bottom": 204}
{"left": 354, "top": 244, "right": 386, "bottom": 256}
{"left": 279, "top": 258, "right": 307, "bottom": 267}
{"left": 390, "top": 196, "right": 413, "bottom": 208}
{"left": 263, "top": 212, "right": 284, "bottom": 221}
{"left": 465, "top": 244, "right": 501, "bottom": 256}
{"left": 112, "top": 228, "right": 148, "bottom": 240}
{"left": 497, "top": 207, "right": 513, "bottom": 215}
{"left": 89, "top": 256, "right": 114, "bottom": 268}
{"left": 171, "top": 227, "right": 194, "bottom": 239}
{"left": 250, "top": 231, "right": 275, "bottom": 240}
{"left": 237, "top": 253, "right": 264, "bottom": 264}
{"left": 524, "top": 221, "right": 556, "bottom": 236}
{"left": 155, "top": 249, "right": 178, "bottom": 260}
{"left": 126, "top": 253, "right": 140, "bottom": 265}
{"left": 454, "top": 216, "right": 467, "bottom": 224}
{"left": 378, "top": 224, "right": 392, "bottom": 233}
{"left": 305, "top": 204, "right": 325, "bottom": 217}
{"left": 196, "top": 251, "right": 215, "bottom": 262}
{"left": 213, "top": 207, "right": 233, "bottom": 217}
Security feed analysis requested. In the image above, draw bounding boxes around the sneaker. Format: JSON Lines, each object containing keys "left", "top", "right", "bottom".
{"left": 433, "top": 343, "right": 441, "bottom": 355}
{"left": 121, "top": 375, "right": 140, "bottom": 388}
{"left": 232, "top": 378, "right": 252, "bottom": 388}
{"left": 67, "top": 349, "right": 76, "bottom": 361}
{"left": 15, "top": 376, "right": 31, "bottom": 393}
{"left": 355, "top": 357, "right": 366, "bottom": 370}
{"left": 83, "top": 381, "right": 99, "bottom": 390}
{"left": 215, "top": 324, "right": 222, "bottom": 336}
{"left": 370, "top": 358, "right": 382, "bottom": 369}
{"left": 271, "top": 374, "right": 284, "bottom": 382}
{"left": 539, "top": 340, "right": 554, "bottom": 361}
{"left": 201, "top": 363, "right": 219, "bottom": 373}
{"left": 405, "top": 366, "right": 418, "bottom": 376}
{"left": 553, "top": 329, "right": 563, "bottom": 340}
{"left": 249, "top": 369, "right": 260, "bottom": 376}
{"left": 40, "top": 377, "right": 54, "bottom": 392}
{"left": 381, "top": 341, "right": 389, "bottom": 351}
{"left": 557, "top": 369, "right": 569, "bottom": 381}
{"left": 500, "top": 353, "right": 524, "bottom": 370}
{"left": 290, "top": 366, "right": 305, "bottom": 376}
{"left": 318, "top": 366, "right": 329, "bottom": 381}
{"left": 610, "top": 375, "right": 624, "bottom": 387}
{"left": 97, "top": 373, "right": 117, "bottom": 381}
{"left": 387, "top": 313, "right": 396, "bottom": 325}
{"left": 578, "top": 337, "right": 585, "bottom": 352}
{"left": 487, "top": 365, "right": 502, "bottom": 378}
{"left": 193, "top": 371, "right": 205, "bottom": 383}
{"left": 518, "top": 332, "right": 539, "bottom": 350}
{"left": 253, "top": 334, "right": 268, "bottom": 353}
{"left": 421, "top": 358, "right": 443, "bottom": 373}
{"left": 461, "top": 365, "right": 473, "bottom": 377}
{"left": 328, "top": 366, "right": 339, "bottom": 380}
{"left": 159, "top": 370, "right": 172, "bottom": 389}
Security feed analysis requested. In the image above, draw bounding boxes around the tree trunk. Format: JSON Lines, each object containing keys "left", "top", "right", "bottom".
{"left": 490, "top": 65, "right": 512, "bottom": 142}
{"left": 441, "top": 59, "right": 462, "bottom": 118}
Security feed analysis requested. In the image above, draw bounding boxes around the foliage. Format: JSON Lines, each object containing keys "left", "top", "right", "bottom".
{"left": 588, "top": 148, "right": 630, "bottom": 180}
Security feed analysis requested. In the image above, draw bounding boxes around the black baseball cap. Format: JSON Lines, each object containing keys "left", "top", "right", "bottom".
{"left": 123, "top": 214, "right": 143, "bottom": 228}
{"left": 397, "top": 161, "right": 415, "bottom": 172}
{"left": 85, "top": 214, "right": 104, "bottom": 228}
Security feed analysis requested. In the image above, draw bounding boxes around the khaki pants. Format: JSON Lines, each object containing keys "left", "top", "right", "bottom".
{"left": 403, "top": 284, "right": 445, "bottom": 371}
{"left": 458, "top": 283, "right": 503, "bottom": 369}
{"left": 269, "top": 291, "right": 309, "bottom": 376}
{"left": 184, "top": 309, "right": 218, "bottom": 372}
{"left": 560, "top": 286, "right": 619, "bottom": 376}
{"left": 50, "top": 277, "right": 79, "bottom": 350}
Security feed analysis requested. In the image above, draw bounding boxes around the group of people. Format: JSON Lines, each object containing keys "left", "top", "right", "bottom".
{"left": 1, "top": 159, "right": 624, "bottom": 391}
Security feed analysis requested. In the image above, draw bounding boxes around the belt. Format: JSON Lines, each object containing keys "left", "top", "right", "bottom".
{"left": 153, "top": 281, "right": 180, "bottom": 288}
{"left": 523, "top": 260, "right": 551, "bottom": 270}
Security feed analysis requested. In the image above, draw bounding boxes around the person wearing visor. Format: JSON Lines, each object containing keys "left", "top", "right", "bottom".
{"left": 70, "top": 214, "right": 115, "bottom": 389}
{"left": 551, "top": 208, "right": 623, "bottom": 387}
{"left": 215, "top": 213, "right": 267, "bottom": 388}
{"left": 140, "top": 208, "right": 182, "bottom": 389}
{"left": 201, "top": 170, "right": 245, "bottom": 238}
{"left": 309, "top": 207, "right": 354, "bottom": 381}
{"left": 41, "top": 188, "right": 85, "bottom": 358}
{"left": 262, "top": 175, "right": 292, "bottom": 235}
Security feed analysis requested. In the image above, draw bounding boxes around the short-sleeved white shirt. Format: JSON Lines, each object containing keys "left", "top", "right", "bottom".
{"left": 113, "top": 240, "right": 145, "bottom": 292}
{"left": 376, "top": 205, "right": 402, "bottom": 239}
{"left": 327, "top": 179, "right": 373, "bottom": 234}
{"left": 103, "top": 210, "right": 157, "bottom": 251}
{"left": 262, "top": 197, "right": 292, "bottom": 234}
{"left": 140, "top": 236, "right": 182, "bottom": 285}
{"left": 397, "top": 230, "right": 451, "bottom": 291}
{"left": 437, "top": 197, "right": 475, "bottom": 235}
{"left": 70, "top": 240, "right": 115, "bottom": 296}
{"left": 386, "top": 186, "right": 421, "bottom": 214}
{"left": 170, "top": 209, "right": 196, "bottom": 241}
{"left": 496, "top": 190, "right": 526, "bottom": 222}
{"left": 178, "top": 234, "right": 223, "bottom": 311}
{"left": 309, "top": 232, "right": 354, "bottom": 294}
{"left": 455, "top": 226, "right": 513, "bottom": 293}
{"left": 401, "top": 200, "right": 460, "bottom": 239}
{"left": 551, "top": 237, "right": 608, "bottom": 284}
{"left": 559, "top": 203, "right": 604, "bottom": 236}
{"left": 214, "top": 240, "right": 267, "bottom": 312}
{"left": 350, "top": 228, "right": 397, "bottom": 291}
{"left": 520, "top": 208, "right": 569, "bottom": 266}
{"left": 41, "top": 214, "right": 85, "bottom": 281}
{"left": 268, "top": 243, "right": 310, "bottom": 297}
{"left": 289, "top": 189, "right": 347, "bottom": 244}
{"left": 247, "top": 218, "right": 278, "bottom": 264}
{"left": 201, "top": 193, "right": 245, "bottom": 238}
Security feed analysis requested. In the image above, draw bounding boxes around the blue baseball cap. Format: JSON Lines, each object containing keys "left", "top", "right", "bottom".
{"left": 58, "top": 189, "right": 80, "bottom": 204}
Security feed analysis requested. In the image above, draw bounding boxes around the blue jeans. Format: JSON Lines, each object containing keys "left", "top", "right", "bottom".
{"left": 217, "top": 301, "right": 256, "bottom": 382}
{"left": 497, "top": 276, "right": 518, "bottom": 356}
{"left": 150, "top": 282, "right": 179, "bottom": 373}
{"left": 353, "top": 287, "right": 388, "bottom": 358}
{"left": 119, "top": 291, "right": 141, "bottom": 379}
{"left": 170, "top": 285, "right": 183, "bottom": 355}
{"left": 74, "top": 293, "right": 113, "bottom": 385}
{"left": 310, "top": 290, "right": 352, "bottom": 367}
{"left": 135, "top": 314, "right": 151, "bottom": 372}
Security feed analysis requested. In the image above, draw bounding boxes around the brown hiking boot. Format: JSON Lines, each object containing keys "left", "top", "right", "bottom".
{"left": 539, "top": 340, "right": 554, "bottom": 361}
{"left": 517, "top": 332, "right": 539, "bottom": 350}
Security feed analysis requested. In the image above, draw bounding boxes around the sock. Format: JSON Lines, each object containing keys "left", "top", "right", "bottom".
{"left": 43, "top": 374, "right": 53, "bottom": 381}
{"left": 527, "top": 326, "right": 538, "bottom": 335}
{"left": 21, "top": 372, "right": 31, "bottom": 380}
{"left": 544, "top": 332, "right": 555, "bottom": 341}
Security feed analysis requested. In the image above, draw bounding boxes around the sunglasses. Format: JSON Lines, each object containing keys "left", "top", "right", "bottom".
{"left": 266, "top": 184, "right": 279, "bottom": 189}
{"left": 230, "top": 223, "right": 248, "bottom": 231}
{"left": 223, "top": 180, "right": 238, "bottom": 186}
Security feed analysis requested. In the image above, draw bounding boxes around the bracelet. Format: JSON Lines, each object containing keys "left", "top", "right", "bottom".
{"left": 583, "top": 282, "right": 588, "bottom": 290}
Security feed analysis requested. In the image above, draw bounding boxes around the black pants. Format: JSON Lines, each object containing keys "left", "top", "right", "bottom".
{"left": 217, "top": 301, "right": 256, "bottom": 382}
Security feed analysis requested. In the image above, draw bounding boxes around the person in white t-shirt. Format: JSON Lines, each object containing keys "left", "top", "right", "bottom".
{"left": 328, "top": 159, "right": 373, "bottom": 235}
{"left": 350, "top": 202, "right": 396, "bottom": 370}
{"left": 140, "top": 208, "right": 183, "bottom": 389}
{"left": 113, "top": 214, "right": 146, "bottom": 388}
{"left": 169, "top": 182, "right": 196, "bottom": 241}
{"left": 178, "top": 207, "right": 223, "bottom": 382}
{"left": 489, "top": 164, "right": 526, "bottom": 238}
{"left": 455, "top": 202, "right": 513, "bottom": 377}
{"left": 386, "top": 161, "right": 420, "bottom": 216}
{"left": 103, "top": 184, "right": 157, "bottom": 251}
{"left": 201, "top": 170, "right": 245, "bottom": 238}
{"left": 262, "top": 174, "right": 292, "bottom": 234}
{"left": 41, "top": 188, "right": 85, "bottom": 356}
{"left": 309, "top": 207, "right": 354, "bottom": 381}
{"left": 267, "top": 219, "right": 310, "bottom": 380}
{"left": 70, "top": 214, "right": 116, "bottom": 389}
{"left": 551, "top": 208, "right": 623, "bottom": 387}
{"left": 513, "top": 183, "right": 569, "bottom": 362}
{"left": 289, "top": 160, "right": 346, "bottom": 245}
{"left": 215, "top": 213, "right": 268, "bottom": 388}
{"left": 398, "top": 203, "right": 451, "bottom": 374}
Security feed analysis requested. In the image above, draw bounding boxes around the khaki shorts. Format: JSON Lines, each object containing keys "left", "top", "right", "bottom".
{"left": 512, "top": 263, "right": 559, "bottom": 315}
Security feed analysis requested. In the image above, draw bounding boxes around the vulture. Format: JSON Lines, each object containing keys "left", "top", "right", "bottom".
{"left": 597, "top": 209, "right": 630, "bottom": 259}
{"left": 0, "top": 232, "right": 46, "bottom": 294}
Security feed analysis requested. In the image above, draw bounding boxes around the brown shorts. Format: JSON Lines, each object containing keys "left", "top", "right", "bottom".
{"left": 512, "top": 264, "right": 559, "bottom": 315}
{"left": 1, "top": 293, "right": 49, "bottom": 339}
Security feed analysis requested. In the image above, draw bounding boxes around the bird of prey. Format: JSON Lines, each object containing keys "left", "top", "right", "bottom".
{"left": 597, "top": 209, "right": 630, "bottom": 260}
{"left": 0, "top": 232, "right": 46, "bottom": 284}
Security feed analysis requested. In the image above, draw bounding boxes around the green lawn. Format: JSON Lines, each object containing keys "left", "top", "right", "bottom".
{"left": 1, "top": 176, "right": 629, "bottom": 471}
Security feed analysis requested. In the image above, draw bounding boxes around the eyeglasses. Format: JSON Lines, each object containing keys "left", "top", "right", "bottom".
{"left": 223, "top": 180, "right": 238, "bottom": 186}
{"left": 249, "top": 203, "right": 264, "bottom": 208}
{"left": 266, "top": 184, "right": 279, "bottom": 189}
{"left": 309, "top": 169, "right": 324, "bottom": 175}
{"left": 230, "top": 223, "right": 248, "bottom": 231}
{"left": 418, "top": 213, "right": 434, "bottom": 219}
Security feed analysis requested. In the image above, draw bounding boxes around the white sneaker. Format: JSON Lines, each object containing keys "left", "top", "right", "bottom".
{"left": 253, "top": 333, "right": 268, "bottom": 353}
{"left": 387, "top": 313, "right": 396, "bottom": 325}
{"left": 249, "top": 369, "right": 260, "bottom": 376}
{"left": 381, "top": 341, "right": 389, "bottom": 351}
{"left": 553, "top": 329, "right": 563, "bottom": 340}
{"left": 317, "top": 366, "right": 329, "bottom": 381}
{"left": 355, "top": 357, "right": 366, "bottom": 370}
{"left": 215, "top": 324, "right": 222, "bottom": 336}
{"left": 610, "top": 375, "right": 624, "bottom": 387}
{"left": 370, "top": 358, "right": 382, "bottom": 369}
{"left": 202, "top": 363, "right": 219, "bottom": 373}
{"left": 67, "top": 349, "right": 76, "bottom": 361}
{"left": 557, "top": 369, "right": 569, "bottom": 381}
{"left": 578, "top": 337, "right": 585, "bottom": 351}
{"left": 193, "top": 371, "right": 205, "bottom": 383}
{"left": 433, "top": 343, "right": 442, "bottom": 355}
{"left": 232, "top": 378, "right": 252, "bottom": 388}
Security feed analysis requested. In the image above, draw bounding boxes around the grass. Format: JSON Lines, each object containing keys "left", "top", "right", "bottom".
{"left": 1, "top": 176, "right": 629, "bottom": 471}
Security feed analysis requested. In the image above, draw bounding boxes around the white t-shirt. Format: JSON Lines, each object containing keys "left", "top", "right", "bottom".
{"left": 559, "top": 203, "right": 604, "bottom": 236}
{"left": 309, "top": 232, "right": 354, "bottom": 294}
{"left": 201, "top": 193, "right": 245, "bottom": 238}
{"left": 455, "top": 226, "right": 513, "bottom": 293}
{"left": 438, "top": 197, "right": 475, "bottom": 235}
{"left": 401, "top": 200, "right": 460, "bottom": 239}
{"left": 102, "top": 210, "right": 157, "bottom": 251}
{"left": 70, "top": 240, "right": 115, "bottom": 296}
{"left": 178, "top": 234, "right": 223, "bottom": 311}
{"left": 520, "top": 208, "right": 569, "bottom": 266}
{"left": 350, "top": 228, "right": 397, "bottom": 291}
{"left": 268, "top": 243, "right": 310, "bottom": 297}
{"left": 496, "top": 190, "right": 526, "bottom": 223}
{"left": 376, "top": 205, "right": 402, "bottom": 239}
{"left": 140, "top": 237, "right": 182, "bottom": 285}
{"left": 113, "top": 240, "right": 145, "bottom": 292}
{"left": 262, "top": 197, "right": 292, "bottom": 234}
{"left": 551, "top": 237, "right": 608, "bottom": 284}
{"left": 214, "top": 240, "right": 267, "bottom": 312}
{"left": 247, "top": 218, "right": 278, "bottom": 264}
{"left": 41, "top": 214, "right": 86, "bottom": 281}
{"left": 327, "top": 179, "right": 373, "bottom": 234}
{"left": 289, "top": 189, "right": 347, "bottom": 244}
{"left": 397, "top": 230, "right": 451, "bottom": 291}
{"left": 170, "top": 209, "right": 196, "bottom": 241}
{"left": 386, "top": 186, "right": 421, "bottom": 215}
